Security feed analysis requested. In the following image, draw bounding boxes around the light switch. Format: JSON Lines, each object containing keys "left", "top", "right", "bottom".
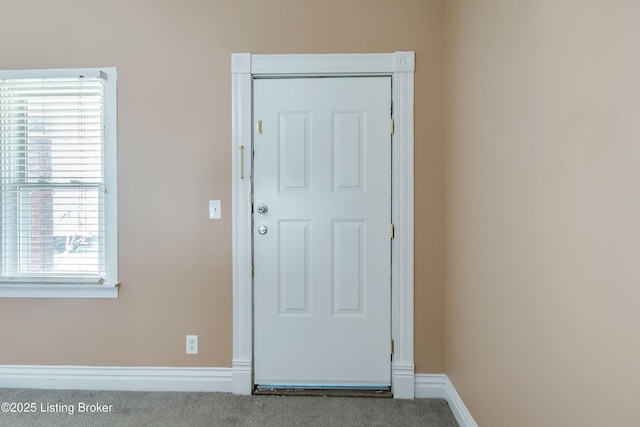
{"left": 209, "top": 200, "right": 221, "bottom": 219}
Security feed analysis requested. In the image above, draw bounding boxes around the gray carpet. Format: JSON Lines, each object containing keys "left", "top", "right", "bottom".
{"left": 0, "top": 388, "right": 459, "bottom": 426}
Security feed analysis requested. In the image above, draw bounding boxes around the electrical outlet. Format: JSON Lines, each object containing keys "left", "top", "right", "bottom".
{"left": 186, "top": 335, "right": 198, "bottom": 355}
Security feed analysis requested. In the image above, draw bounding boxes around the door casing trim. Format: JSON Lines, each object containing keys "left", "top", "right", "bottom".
{"left": 231, "top": 52, "right": 415, "bottom": 398}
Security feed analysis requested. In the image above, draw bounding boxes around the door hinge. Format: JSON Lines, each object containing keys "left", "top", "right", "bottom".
{"left": 390, "top": 119, "right": 395, "bottom": 134}
{"left": 390, "top": 224, "right": 395, "bottom": 239}
{"left": 256, "top": 120, "right": 263, "bottom": 134}
{"left": 391, "top": 339, "right": 395, "bottom": 354}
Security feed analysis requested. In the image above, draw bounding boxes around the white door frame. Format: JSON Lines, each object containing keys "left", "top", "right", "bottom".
{"left": 231, "top": 52, "right": 415, "bottom": 398}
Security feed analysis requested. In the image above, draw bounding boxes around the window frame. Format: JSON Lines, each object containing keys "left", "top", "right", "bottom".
{"left": 0, "top": 67, "right": 118, "bottom": 298}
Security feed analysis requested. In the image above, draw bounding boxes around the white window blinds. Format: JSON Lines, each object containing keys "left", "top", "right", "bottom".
{"left": 0, "top": 75, "right": 107, "bottom": 281}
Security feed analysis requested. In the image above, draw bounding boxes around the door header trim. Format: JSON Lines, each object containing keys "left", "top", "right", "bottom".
{"left": 232, "top": 52, "right": 415, "bottom": 75}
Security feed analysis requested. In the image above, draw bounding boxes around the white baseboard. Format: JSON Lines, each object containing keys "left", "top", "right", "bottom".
{"left": 415, "top": 374, "right": 478, "bottom": 427}
{"left": 0, "top": 366, "right": 475, "bottom": 426}
{"left": 0, "top": 365, "right": 232, "bottom": 392}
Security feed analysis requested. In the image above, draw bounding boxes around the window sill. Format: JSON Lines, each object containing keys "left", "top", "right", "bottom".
{"left": 0, "top": 282, "right": 120, "bottom": 299}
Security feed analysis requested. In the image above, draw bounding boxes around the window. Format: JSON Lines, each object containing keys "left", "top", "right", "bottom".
{"left": 0, "top": 68, "right": 118, "bottom": 298}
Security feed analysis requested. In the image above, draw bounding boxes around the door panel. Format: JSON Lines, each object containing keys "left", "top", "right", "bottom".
{"left": 278, "top": 113, "right": 310, "bottom": 191}
{"left": 332, "top": 112, "right": 365, "bottom": 191}
{"left": 278, "top": 220, "right": 310, "bottom": 315}
{"left": 332, "top": 220, "right": 365, "bottom": 315}
{"left": 253, "top": 77, "right": 391, "bottom": 387}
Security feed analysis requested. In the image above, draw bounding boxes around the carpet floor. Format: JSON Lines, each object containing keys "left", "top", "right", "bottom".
{"left": 0, "top": 388, "right": 459, "bottom": 426}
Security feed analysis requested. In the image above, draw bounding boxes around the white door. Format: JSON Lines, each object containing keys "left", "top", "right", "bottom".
{"left": 253, "top": 77, "right": 391, "bottom": 388}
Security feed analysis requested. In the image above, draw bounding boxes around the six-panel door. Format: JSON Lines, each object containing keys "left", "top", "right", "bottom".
{"left": 253, "top": 77, "right": 392, "bottom": 388}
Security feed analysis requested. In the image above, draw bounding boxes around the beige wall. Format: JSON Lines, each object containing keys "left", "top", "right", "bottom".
{"left": 0, "top": 1, "right": 446, "bottom": 373}
{"left": 446, "top": 1, "right": 640, "bottom": 425}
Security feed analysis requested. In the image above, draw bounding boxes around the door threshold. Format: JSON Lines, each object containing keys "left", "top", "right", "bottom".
{"left": 253, "top": 386, "right": 392, "bottom": 398}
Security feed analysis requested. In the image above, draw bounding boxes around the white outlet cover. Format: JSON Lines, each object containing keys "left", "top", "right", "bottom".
{"left": 186, "top": 335, "right": 198, "bottom": 354}
{"left": 209, "top": 200, "right": 221, "bottom": 220}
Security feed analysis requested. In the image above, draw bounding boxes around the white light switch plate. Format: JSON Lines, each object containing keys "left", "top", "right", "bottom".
{"left": 209, "top": 200, "right": 221, "bottom": 219}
